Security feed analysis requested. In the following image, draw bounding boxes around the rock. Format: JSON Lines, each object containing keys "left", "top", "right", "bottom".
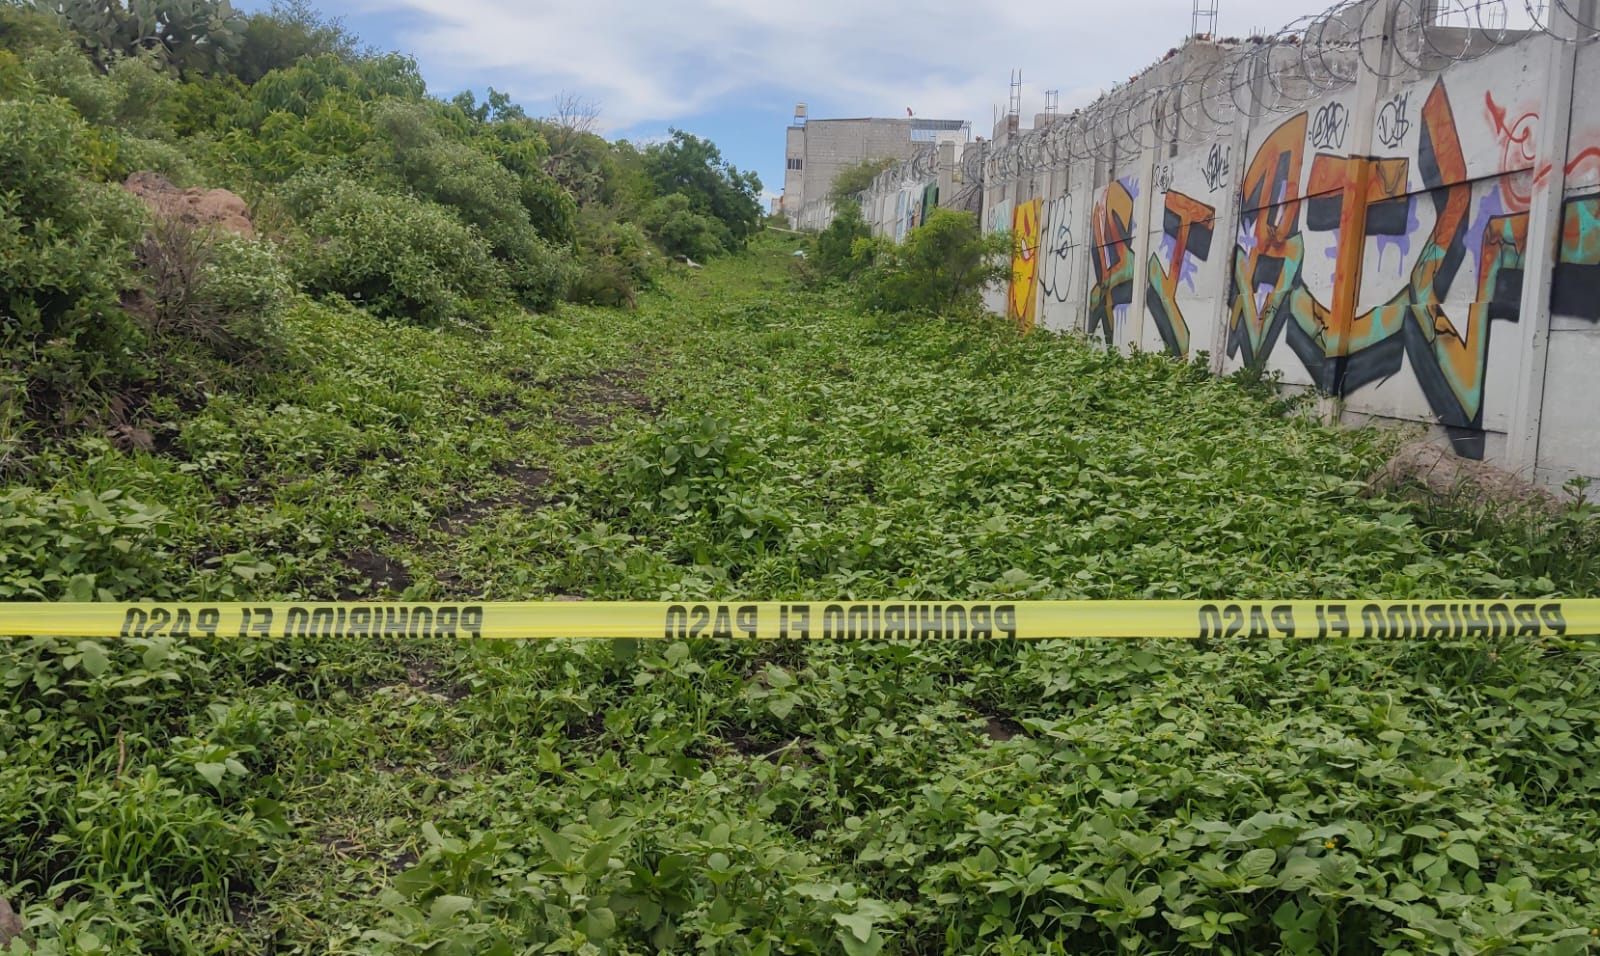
{"left": 122, "top": 171, "right": 254, "bottom": 239}
{"left": 0, "top": 895, "right": 25, "bottom": 948}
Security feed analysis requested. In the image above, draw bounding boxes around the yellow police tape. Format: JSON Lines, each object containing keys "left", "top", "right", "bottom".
{"left": 0, "top": 599, "right": 1596, "bottom": 641}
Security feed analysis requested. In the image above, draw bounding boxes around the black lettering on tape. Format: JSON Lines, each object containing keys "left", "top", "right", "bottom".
{"left": 1462, "top": 604, "right": 1490, "bottom": 638}
{"left": 1197, "top": 604, "right": 1222, "bottom": 638}
{"left": 460, "top": 606, "right": 484, "bottom": 639}
{"left": 1271, "top": 605, "right": 1295, "bottom": 638}
{"left": 1327, "top": 604, "right": 1350, "bottom": 638}
{"left": 121, "top": 608, "right": 148, "bottom": 638}
{"left": 994, "top": 605, "right": 1017, "bottom": 639}
{"left": 736, "top": 605, "right": 758, "bottom": 637}
{"left": 711, "top": 605, "right": 734, "bottom": 640}
{"left": 883, "top": 605, "right": 907, "bottom": 639}
{"left": 1540, "top": 603, "right": 1567, "bottom": 636}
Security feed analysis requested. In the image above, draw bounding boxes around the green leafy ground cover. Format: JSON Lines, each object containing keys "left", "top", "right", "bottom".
{"left": 2, "top": 236, "right": 1599, "bottom": 954}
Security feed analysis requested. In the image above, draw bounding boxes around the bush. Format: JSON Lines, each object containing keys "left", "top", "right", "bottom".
{"left": 370, "top": 101, "right": 573, "bottom": 309}
{"left": 0, "top": 95, "right": 145, "bottom": 421}
{"left": 811, "top": 200, "right": 871, "bottom": 281}
{"left": 856, "top": 209, "right": 1010, "bottom": 316}
{"left": 131, "top": 218, "right": 294, "bottom": 365}
{"left": 569, "top": 217, "right": 654, "bottom": 308}
{"left": 279, "top": 171, "right": 509, "bottom": 324}
{"left": 641, "top": 192, "right": 729, "bottom": 262}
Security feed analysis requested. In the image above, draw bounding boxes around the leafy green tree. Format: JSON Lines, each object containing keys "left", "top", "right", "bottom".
{"left": 643, "top": 129, "right": 762, "bottom": 251}
{"left": 827, "top": 156, "right": 896, "bottom": 204}
{"left": 812, "top": 200, "right": 871, "bottom": 281}
{"left": 231, "top": 0, "right": 357, "bottom": 84}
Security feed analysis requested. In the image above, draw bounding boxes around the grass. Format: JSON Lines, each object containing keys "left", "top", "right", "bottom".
{"left": 0, "top": 233, "right": 1597, "bottom": 954}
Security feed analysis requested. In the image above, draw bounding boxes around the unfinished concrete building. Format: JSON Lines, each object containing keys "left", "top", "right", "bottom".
{"left": 780, "top": 105, "right": 970, "bottom": 221}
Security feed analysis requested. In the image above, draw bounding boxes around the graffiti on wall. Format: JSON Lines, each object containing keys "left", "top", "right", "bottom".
{"left": 1146, "top": 191, "right": 1217, "bottom": 357}
{"left": 1039, "top": 194, "right": 1077, "bottom": 305}
{"left": 1484, "top": 92, "right": 1600, "bottom": 322}
{"left": 1201, "top": 143, "right": 1231, "bottom": 193}
{"left": 1226, "top": 80, "right": 1528, "bottom": 459}
{"left": 1008, "top": 198, "right": 1042, "bottom": 329}
{"left": 1554, "top": 194, "right": 1600, "bottom": 320}
{"left": 1089, "top": 178, "right": 1138, "bottom": 345}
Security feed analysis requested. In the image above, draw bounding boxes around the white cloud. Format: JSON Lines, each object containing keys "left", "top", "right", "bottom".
{"left": 373, "top": 0, "right": 1359, "bottom": 132}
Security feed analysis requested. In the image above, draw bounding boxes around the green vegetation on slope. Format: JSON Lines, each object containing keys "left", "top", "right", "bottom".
{"left": 1, "top": 0, "right": 762, "bottom": 443}
{"left": 1, "top": 237, "right": 1597, "bottom": 954}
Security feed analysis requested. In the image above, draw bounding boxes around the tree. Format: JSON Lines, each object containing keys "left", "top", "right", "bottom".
{"left": 541, "top": 89, "right": 597, "bottom": 157}
{"left": 231, "top": 0, "right": 357, "bottom": 84}
{"left": 811, "top": 200, "right": 871, "bottom": 281}
{"left": 642, "top": 129, "right": 762, "bottom": 251}
{"left": 827, "top": 156, "right": 896, "bottom": 204}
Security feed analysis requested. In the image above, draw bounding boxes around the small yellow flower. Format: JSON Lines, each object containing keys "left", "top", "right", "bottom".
{"left": 1438, "top": 830, "right": 1449, "bottom": 838}
{"left": 1324, "top": 840, "right": 1337, "bottom": 850}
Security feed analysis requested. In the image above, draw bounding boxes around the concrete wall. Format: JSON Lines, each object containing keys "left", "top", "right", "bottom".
{"left": 853, "top": 0, "right": 1600, "bottom": 489}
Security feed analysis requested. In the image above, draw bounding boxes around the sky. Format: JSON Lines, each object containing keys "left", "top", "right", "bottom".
{"left": 233, "top": 0, "right": 1524, "bottom": 205}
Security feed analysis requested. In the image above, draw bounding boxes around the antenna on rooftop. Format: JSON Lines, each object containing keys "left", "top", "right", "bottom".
{"left": 1191, "top": 0, "right": 1219, "bottom": 38}
{"left": 1044, "top": 89, "right": 1060, "bottom": 120}
{"left": 1007, "top": 70, "right": 1022, "bottom": 133}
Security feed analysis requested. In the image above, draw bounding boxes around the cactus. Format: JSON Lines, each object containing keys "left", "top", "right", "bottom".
{"left": 33, "top": 0, "right": 243, "bottom": 75}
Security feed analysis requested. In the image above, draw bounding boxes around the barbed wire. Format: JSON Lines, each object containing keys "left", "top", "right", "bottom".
{"left": 863, "top": 0, "right": 1597, "bottom": 194}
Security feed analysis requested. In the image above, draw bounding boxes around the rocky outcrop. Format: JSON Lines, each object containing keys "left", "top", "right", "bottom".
{"left": 123, "top": 171, "right": 254, "bottom": 239}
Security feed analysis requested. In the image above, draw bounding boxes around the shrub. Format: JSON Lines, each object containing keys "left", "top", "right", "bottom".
{"left": 568, "top": 214, "right": 654, "bottom": 308}
{"left": 811, "top": 200, "right": 871, "bottom": 281}
{"left": 641, "top": 192, "right": 729, "bottom": 262}
{"left": 21, "top": 43, "right": 180, "bottom": 139}
{"left": 856, "top": 209, "right": 1011, "bottom": 316}
{"left": 370, "top": 101, "right": 573, "bottom": 309}
{"left": 131, "top": 218, "right": 293, "bottom": 364}
{"left": 0, "top": 95, "right": 145, "bottom": 421}
{"left": 279, "top": 171, "right": 509, "bottom": 324}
